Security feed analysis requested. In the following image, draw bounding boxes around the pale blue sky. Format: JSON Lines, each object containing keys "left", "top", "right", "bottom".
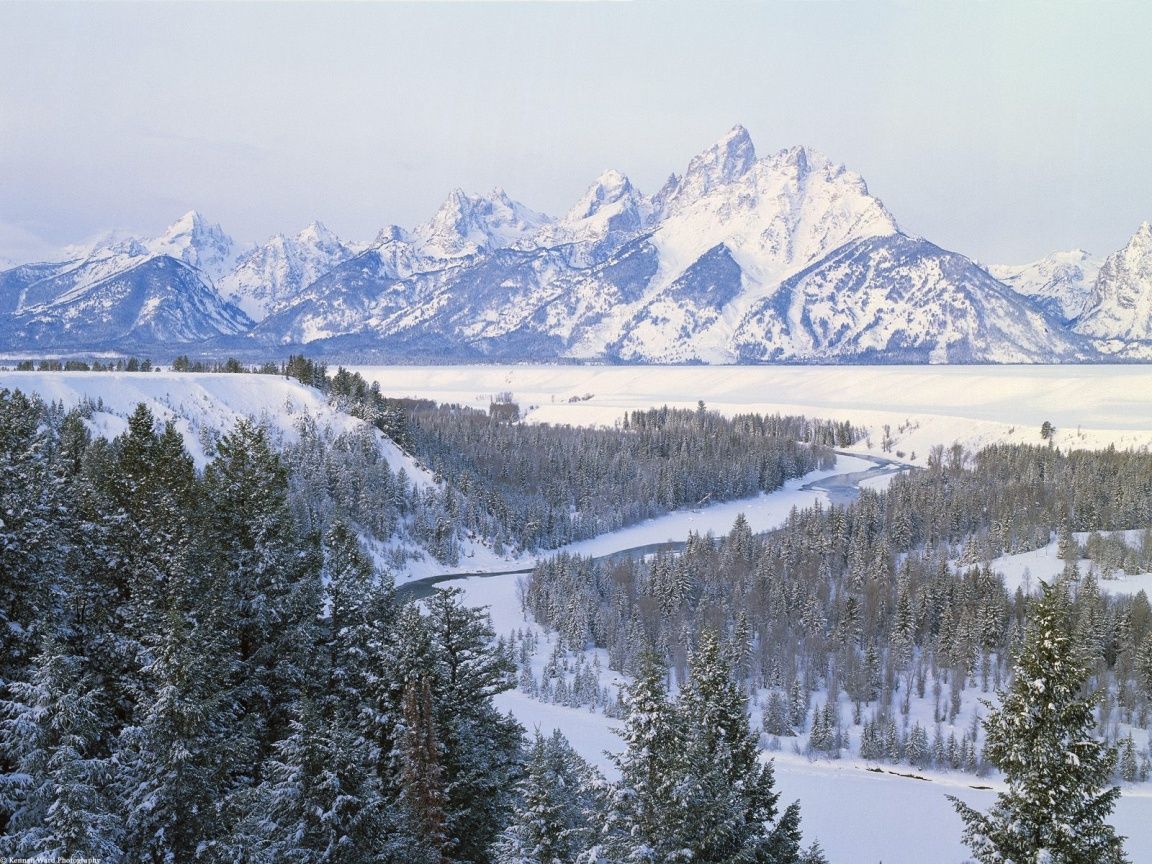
{"left": 1, "top": 1, "right": 1150, "bottom": 264}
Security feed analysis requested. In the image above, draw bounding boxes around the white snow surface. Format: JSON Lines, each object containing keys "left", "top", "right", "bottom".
{"left": 983, "top": 531, "right": 1152, "bottom": 597}
{"left": 353, "top": 363, "right": 1152, "bottom": 464}
{"left": 0, "top": 370, "right": 422, "bottom": 478}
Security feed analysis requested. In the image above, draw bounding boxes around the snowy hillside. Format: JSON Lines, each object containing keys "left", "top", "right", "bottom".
{"left": 0, "top": 370, "right": 376, "bottom": 466}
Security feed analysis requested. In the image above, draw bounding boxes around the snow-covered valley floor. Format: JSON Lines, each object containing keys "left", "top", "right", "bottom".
{"left": 353, "top": 363, "right": 1152, "bottom": 463}
{"left": 352, "top": 363, "right": 1152, "bottom": 863}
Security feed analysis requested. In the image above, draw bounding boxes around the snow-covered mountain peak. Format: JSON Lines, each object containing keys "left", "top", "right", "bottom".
{"left": 989, "top": 248, "right": 1101, "bottom": 323}
{"left": 568, "top": 169, "right": 638, "bottom": 219}
{"left": 295, "top": 220, "right": 341, "bottom": 246}
{"left": 372, "top": 224, "right": 411, "bottom": 247}
{"left": 646, "top": 132, "right": 898, "bottom": 297}
{"left": 533, "top": 169, "right": 650, "bottom": 260}
{"left": 1074, "top": 222, "right": 1152, "bottom": 342}
{"left": 413, "top": 187, "right": 551, "bottom": 258}
{"left": 147, "top": 210, "right": 235, "bottom": 280}
{"left": 663, "top": 125, "right": 757, "bottom": 213}
{"left": 217, "top": 220, "right": 354, "bottom": 322}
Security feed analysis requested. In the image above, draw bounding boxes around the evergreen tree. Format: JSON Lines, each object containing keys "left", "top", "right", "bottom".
{"left": 949, "top": 582, "right": 1128, "bottom": 864}
{"left": 493, "top": 731, "right": 603, "bottom": 864}
{"left": 604, "top": 651, "right": 683, "bottom": 862}
{"left": 419, "top": 588, "right": 522, "bottom": 863}
{"left": 675, "top": 631, "right": 787, "bottom": 862}
{"left": 0, "top": 637, "right": 120, "bottom": 861}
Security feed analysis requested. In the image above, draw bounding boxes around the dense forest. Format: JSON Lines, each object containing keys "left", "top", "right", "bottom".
{"left": 0, "top": 386, "right": 826, "bottom": 862}
{"left": 523, "top": 443, "right": 1152, "bottom": 781}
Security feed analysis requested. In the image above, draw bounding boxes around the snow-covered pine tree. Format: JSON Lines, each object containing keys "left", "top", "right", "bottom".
{"left": 492, "top": 730, "right": 604, "bottom": 864}
{"left": 243, "top": 694, "right": 388, "bottom": 864}
{"left": 0, "top": 636, "right": 120, "bottom": 861}
{"left": 421, "top": 588, "right": 522, "bottom": 862}
{"left": 674, "top": 630, "right": 788, "bottom": 861}
{"left": 949, "top": 581, "right": 1128, "bottom": 864}
{"left": 603, "top": 650, "right": 683, "bottom": 861}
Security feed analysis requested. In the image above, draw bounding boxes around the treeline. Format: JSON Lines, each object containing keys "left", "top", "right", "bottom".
{"left": 525, "top": 442, "right": 1152, "bottom": 778}
{"left": 0, "top": 387, "right": 826, "bottom": 863}
{"left": 11, "top": 356, "right": 157, "bottom": 371}
{"left": 401, "top": 403, "right": 848, "bottom": 551}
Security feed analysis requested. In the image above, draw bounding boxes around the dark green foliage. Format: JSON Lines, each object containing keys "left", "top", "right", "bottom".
{"left": 402, "top": 402, "right": 844, "bottom": 551}
{"left": 493, "top": 731, "right": 603, "bottom": 864}
{"left": 603, "top": 639, "right": 811, "bottom": 863}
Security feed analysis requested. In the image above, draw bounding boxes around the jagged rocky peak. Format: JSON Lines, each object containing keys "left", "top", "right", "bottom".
{"left": 413, "top": 187, "right": 550, "bottom": 257}
{"left": 372, "top": 224, "right": 411, "bottom": 246}
{"left": 662, "top": 125, "right": 757, "bottom": 212}
{"left": 569, "top": 169, "right": 640, "bottom": 219}
{"left": 294, "top": 219, "right": 341, "bottom": 246}
{"left": 1075, "top": 221, "right": 1152, "bottom": 341}
{"left": 148, "top": 209, "right": 235, "bottom": 278}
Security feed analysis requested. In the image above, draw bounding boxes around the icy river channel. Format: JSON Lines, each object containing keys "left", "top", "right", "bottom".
{"left": 398, "top": 451, "right": 906, "bottom": 601}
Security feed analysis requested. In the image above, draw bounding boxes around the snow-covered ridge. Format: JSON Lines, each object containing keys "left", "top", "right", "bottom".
{"left": 2, "top": 128, "right": 1150, "bottom": 362}
{"left": 0, "top": 371, "right": 420, "bottom": 474}
{"left": 989, "top": 248, "right": 1101, "bottom": 323}
{"left": 1075, "top": 222, "right": 1152, "bottom": 342}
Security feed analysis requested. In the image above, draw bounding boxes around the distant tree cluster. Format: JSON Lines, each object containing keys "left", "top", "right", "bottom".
{"left": 11, "top": 356, "right": 155, "bottom": 371}
{"left": 402, "top": 403, "right": 851, "bottom": 551}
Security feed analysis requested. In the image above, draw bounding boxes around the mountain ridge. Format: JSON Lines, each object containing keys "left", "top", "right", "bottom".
{"left": 1, "top": 129, "right": 1148, "bottom": 362}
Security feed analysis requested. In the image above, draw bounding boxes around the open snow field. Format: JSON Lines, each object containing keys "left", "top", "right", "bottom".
{"left": 353, "top": 364, "right": 1152, "bottom": 463}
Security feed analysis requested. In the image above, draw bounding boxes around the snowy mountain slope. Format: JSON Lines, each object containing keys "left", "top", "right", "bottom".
{"left": 219, "top": 221, "right": 354, "bottom": 321}
{"left": 533, "top": 169, "right": 651, "bottom": 266}
{"left": 0, "top": 127, "right": 1138, "bottom": 362}
{"left": 988, "top": 249, "right": 1101, "bottom": 323}
{"left": 0, "top": 253, "right": 252, "bottom": 348}
{"left": 1074, "top": 222, "right": 1152, "bottom": 342}
{"left": 731, "top": 235, "right": 1088, "bottom": 363}
{"left": 253, "top": 127, "right": 921, "bottom": 361}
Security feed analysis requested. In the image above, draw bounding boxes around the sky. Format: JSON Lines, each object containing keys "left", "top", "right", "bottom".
{"left": 1, "top": 1, "right": 1150, "bottom": 265}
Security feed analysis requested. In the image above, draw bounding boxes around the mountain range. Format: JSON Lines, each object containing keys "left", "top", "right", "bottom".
{"left": 2, "top": 125, "right": 1149, "bottom": 363}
